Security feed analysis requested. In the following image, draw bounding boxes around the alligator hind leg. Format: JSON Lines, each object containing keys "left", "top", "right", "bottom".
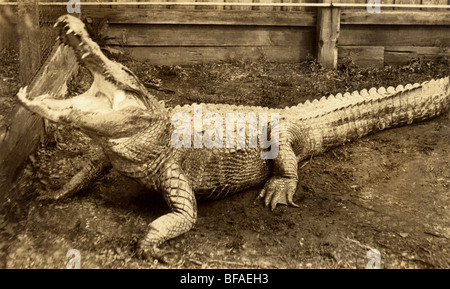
{"left": 137, "top": 161, "right": 197, "bottom": 263}
{"left": 37, "top": 152, "right": 112, "bottom": 202}
{"left": 257, "top": 141, "right": 300, "bottom": 211}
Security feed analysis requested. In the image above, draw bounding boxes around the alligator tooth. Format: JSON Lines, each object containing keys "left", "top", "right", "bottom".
{"left": 66, "top": 29, "right": 74, "bottom": 35}
{"left": 53, "top": 22, "right": 59, "bottom": 28}
{"left": 81, "top": 52, "right": 90, "bottom": 59}
{"left": 79, "top": 42, "right": 84, "bottom": 47}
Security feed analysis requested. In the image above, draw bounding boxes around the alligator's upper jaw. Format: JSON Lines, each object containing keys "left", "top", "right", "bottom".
{"left": 52, "top": 15, "right": 155, "bottom": 112}
{"left": 55, "top": 15, "right": 105, "bottom": 74}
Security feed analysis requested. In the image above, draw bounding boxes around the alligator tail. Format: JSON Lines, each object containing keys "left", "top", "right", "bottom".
{"left": 296, "top": 76, "right": 450, "bottom": 158}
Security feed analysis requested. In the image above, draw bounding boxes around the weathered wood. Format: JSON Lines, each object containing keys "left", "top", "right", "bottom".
{"left": 395, "top": 0, "right": 422, "bottom": 10}
{"left": 384, "top": 45, "right": 450, "bottom": 64}
{"left": 0, "top": 44, "right": 78, "bottom": 195}
{"left": 17, "top": 0, "right": 40, "bottom": 85}
{"left": 0, "top": 6, "right": 18, "bottom": 49}
{"left": 421, "top": 0, "right": 448, "bottom": 11}
{"left": 121, "top": 45, "right": 314, "bottom": 64}
{"left": 254, "top": 0, "right": 276, "bottom": 11}
{"left": 297, "top": 0, "right": 319, "bottom": 12}
{"left": 338, "top": 46, "right": 384, "bottom": 68}
{"left": 316, "top": 0, "right": 340, "bottom": 69}
{"left": 195, "top": 0, "right": 223, "bottom": 10}
{"left": 0, "top": 24, "right": 18, "bottom": 50}
{"left": 107, "top": 24, "right": 315, "bottom": 46}
{"left": 341, "top": 11, "right": 450, "bottom": 25}
{"left": 333, "top": 0, "right": 366, "bottom": 11}
{"left": 81, "top": 7, "right": 316, "bottom": 26}
{"left": 339, "top": 25, "right": 450, "bottom": 47}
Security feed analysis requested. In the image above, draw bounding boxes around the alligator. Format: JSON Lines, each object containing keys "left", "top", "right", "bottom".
{"left": 17, "top": 14, "right": 450, "bottom": 262}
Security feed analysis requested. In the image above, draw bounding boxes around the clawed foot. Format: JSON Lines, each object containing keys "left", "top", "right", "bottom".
{"left": 257, "top": 177, "right": 299, "bottom": 211}
{"left": 17, "top": 86, "right": 30, "bottom": 104}
{"left": 136, "top": 242, "right": 180, "bottom": 265}
{"left": 36, "top": 189, "right": 68, "bottom": 203}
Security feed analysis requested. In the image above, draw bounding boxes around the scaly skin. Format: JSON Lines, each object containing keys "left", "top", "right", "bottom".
{"left": 17, "top": 14, "right": 450, "bottom": 262}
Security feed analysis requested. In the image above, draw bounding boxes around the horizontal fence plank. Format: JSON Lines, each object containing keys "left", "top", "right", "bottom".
{"left": 106, "top": 24, "right": 315, "bottom": 46}
{"left": 339, "top": 25, "right": 450, "bottom": 47}
{"left": 338, "top": 46, "right": 384, "bottom": 68}
{"left": 2, "top": 2, "right": 449, "bottom": 8}
{"left": 384, "top": 45, "right": 450, "bottom": 64}
{"left": 122, "top": 45, "right": 314, "bottom": 64}
{"left": 81, "top": 8, "right": 316, "bottom": 26}
{"left": 341, "top": 11, "right": 450, "bottom": 25}
{"left": 421, "top": 0, "right": 448, "bottom": 12}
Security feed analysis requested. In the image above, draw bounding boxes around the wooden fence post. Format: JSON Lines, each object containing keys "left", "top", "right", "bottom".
{"left": 18, "top": 0, "right": 41, "bottom": 85}
{"left": 316, "top": 0, "right": 340, "bottom": 69}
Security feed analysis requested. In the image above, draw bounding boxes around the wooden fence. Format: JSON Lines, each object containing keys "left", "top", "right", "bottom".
{"left": 1, "top": 1, "right": 450, "bottom": 68}
{"left": 84, "top": 2, "right": 450, "bottom": 67}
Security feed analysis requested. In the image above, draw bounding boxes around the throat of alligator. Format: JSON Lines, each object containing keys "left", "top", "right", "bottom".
{"left": 103, "top": 120, "right": 174, "bottom": 180}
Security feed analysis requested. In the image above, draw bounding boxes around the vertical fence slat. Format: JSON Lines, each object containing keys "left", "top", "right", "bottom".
{"left": 317, "top": 0, "right": 340, "bottom": 69}
{"left": 18, "top": 0, "right": 41, "bottom": 85}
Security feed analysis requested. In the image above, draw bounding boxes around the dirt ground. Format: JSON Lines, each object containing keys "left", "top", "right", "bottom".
{"left": 0, "top": 50, "right": 449, "bottom": 269}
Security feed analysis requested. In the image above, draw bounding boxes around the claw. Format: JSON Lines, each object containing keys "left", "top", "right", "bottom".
{"left": 136, "top": 243, "right": 180, "bottom": 265}
{"left": 257, "top": 177, "right": 299, "bottom": 211}
{"left": 17, "top": 86, "right": 29, "bottom": 103}
{"left": 36, "top": 189, "right": 67, "bottom": 203}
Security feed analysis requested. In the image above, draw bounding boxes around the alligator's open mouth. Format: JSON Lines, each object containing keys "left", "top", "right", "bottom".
{"left": 17, "top": 14, "right": 163, "bottom": 138}
{"left": 51, "top": 14, "right": 152, "bottom": 112}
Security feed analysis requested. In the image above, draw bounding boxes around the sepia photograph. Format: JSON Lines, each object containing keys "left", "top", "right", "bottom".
{"left": 0, "top": 0, "right": 449, "bottom": 273}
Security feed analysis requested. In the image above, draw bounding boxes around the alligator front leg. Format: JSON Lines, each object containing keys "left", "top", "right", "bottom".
{"left": 258, "top": 141, "right": 300, "bottom": 211}
{"left": 137, "top": 161, "right": 197, "bottom": 262}
{"left": 37, "top": 152, "right": 112, "bottom": 202}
